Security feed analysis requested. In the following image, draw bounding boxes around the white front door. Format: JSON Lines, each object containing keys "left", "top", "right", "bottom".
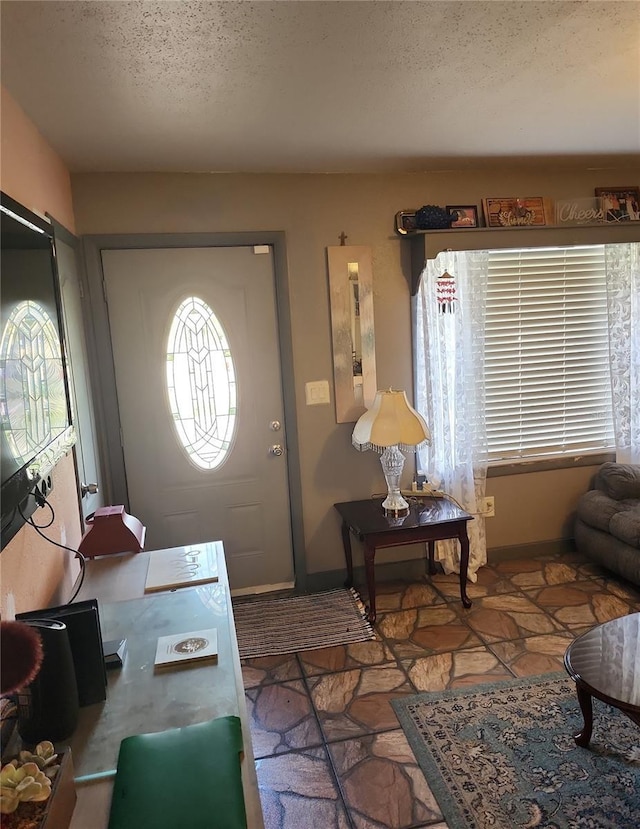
{"left": 100, "top": 246, "right": 294, "bottom": 591}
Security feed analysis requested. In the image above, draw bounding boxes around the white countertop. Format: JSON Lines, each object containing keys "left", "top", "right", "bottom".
{"left": 69, "top": 544, "right": 263, "bottom": 829}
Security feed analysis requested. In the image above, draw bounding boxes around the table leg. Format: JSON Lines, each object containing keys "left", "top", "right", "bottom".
{"left": 364, "top": 542, "right": 377, "bottom": 623}
{"left": 427, "top": 541, "right": 437, "bottom": 575}
{"left": 574, "top": 683, "right": 593, "bottom": 747}
{"left": 341, "top": 521, "right": 354, "bottom": 588}
{"left": 458, "top": 526, "right": 472, "bottom": 609}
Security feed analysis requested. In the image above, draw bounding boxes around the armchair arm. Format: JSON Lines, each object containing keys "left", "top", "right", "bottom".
{"left": 595, "top": 462, "right": 640, "bottom": 501}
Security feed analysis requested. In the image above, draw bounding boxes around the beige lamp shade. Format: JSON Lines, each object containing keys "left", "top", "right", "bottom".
{"left": 352, "top": 389, "right": 430, "bottom": 453}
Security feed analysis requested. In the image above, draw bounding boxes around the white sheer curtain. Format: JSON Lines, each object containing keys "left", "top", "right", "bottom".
{"left": 605, "top": 243, "right": 640, "bottom": 464}
{"left": 413, "top": 250, "right": 489, "bottom": 580}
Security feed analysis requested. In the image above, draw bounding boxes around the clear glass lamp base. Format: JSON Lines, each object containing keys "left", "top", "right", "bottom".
{"left": 380, "top": 445, "right": 410, "bottom": 516}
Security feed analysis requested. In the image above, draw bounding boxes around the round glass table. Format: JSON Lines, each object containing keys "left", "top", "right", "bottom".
{"left": 564, "top": 612, "right": 640, "bottom": 746}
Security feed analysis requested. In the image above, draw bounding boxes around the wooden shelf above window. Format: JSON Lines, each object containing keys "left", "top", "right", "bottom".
{"left": 408, "top": 223, "right": 640, "bottom": 295}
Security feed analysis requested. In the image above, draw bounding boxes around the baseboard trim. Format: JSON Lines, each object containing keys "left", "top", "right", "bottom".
{"left": 488, "top": 538, "right": 576, "bottom": 563}
{"left": 306, "top": 558, "right": 433, "bottom": 593}
{"left": 306, "top": 538, "right": 577, "bottom": 592}
{"left": 231, "top": 581, "right": 295, "bottom": 598}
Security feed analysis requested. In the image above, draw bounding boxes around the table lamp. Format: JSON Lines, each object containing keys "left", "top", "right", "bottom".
{"left": 352, "top": 389, "right": 430, "bottom": 516}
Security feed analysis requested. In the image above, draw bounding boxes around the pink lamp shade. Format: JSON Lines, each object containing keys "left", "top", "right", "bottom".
{"left": 78, "top": 505, "right": 146, "bottom": 558}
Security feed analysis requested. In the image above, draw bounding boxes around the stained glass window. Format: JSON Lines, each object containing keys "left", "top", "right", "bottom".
{"left": 0, "top": 300, "right": 67, "bottom": 464}
{"left": 166, "top": 297, "right": 237, "bottom": 469}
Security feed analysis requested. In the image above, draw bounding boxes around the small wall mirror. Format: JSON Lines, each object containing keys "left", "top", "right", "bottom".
{"left": 327, "top": 245, "right": 377, "bottom": 422}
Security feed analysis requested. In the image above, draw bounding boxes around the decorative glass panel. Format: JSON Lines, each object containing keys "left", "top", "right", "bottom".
{"left": 0, "top": 300, "right": 67, "bottom": 464}
{"left": 166, "top": 297, "right": 237, "bottom": 470}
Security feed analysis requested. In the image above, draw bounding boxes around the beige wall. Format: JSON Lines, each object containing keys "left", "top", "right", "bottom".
{"left": 71, "top": 163, "right": 639, "bottom": 577}
{"left": 0, "top": 86, "right": 82, "bottom": 616}
{"left": 0, "top": 86, "right": 76, "bottom": 233}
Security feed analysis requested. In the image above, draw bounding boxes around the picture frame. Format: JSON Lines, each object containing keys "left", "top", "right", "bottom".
{"left": 446, "top": 205, "right": 479, "bottom": 228}
{"left": 482, "top": 197, "right": 548, "bottom": 228}
{"left": 594, "top": 187, "right": 640, "bottom": 222}
{"left": 394, "top": 211, "right": 417, "bottom": 235}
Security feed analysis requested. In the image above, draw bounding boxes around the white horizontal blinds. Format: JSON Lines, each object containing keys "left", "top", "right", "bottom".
{"left": 485, "top": 245, "right": 615, "bottom": 463}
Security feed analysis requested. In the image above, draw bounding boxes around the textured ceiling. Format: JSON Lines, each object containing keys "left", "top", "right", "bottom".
{"left": 1, "top": 0, "right": 639, "bottom": 173}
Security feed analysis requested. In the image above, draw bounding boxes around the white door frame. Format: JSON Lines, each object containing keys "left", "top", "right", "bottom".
{"left": 80, "top": 232, "right": 306, "bottom": 589}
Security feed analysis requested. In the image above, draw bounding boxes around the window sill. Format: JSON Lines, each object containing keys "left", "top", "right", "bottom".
{"left": 487, "top": 452, "right": 615, "bottom": 477}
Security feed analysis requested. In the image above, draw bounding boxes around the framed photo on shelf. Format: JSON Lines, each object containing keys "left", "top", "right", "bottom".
{"left": 482, "top": 197, "right": 548, "bottom": 228}
{"left": 446, "top": 205, "right": 479, "bottom": 228}
{"left": 394, "top": 211, "right": 417, "bottom": 235}
{"left": 594, "top": 187, "right": 640, "bottom": 222}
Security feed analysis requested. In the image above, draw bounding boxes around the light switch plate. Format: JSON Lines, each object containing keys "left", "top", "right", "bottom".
{"left": 305, "top": 380, "right": 330, "bottom": 406}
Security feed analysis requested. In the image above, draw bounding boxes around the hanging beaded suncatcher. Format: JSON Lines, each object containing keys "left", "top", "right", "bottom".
{"left": 436, "top": 270, "right": 457, "bottom": 313}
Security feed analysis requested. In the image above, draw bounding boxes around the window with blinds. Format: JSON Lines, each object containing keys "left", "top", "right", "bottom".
{"left": 485, "top": 245, "right": 615, "bottom": 464}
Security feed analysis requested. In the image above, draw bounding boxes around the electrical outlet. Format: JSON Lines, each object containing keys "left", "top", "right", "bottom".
{"left": 35, "top": 474, "right": 54, "bottom": 502}
{"left": 481, "top": 496, "right": 495, "bottom": 517}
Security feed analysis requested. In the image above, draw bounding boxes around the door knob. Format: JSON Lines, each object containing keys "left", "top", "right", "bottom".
{"left": 81, "top": 482, "right": 99, "bottom": 497}
{"left": 269, "top": 445, "right": 284, "bottom": 457}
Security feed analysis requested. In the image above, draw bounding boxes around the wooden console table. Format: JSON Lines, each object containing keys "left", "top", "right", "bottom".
{"left": 334, "top": 497, "right": 473, "bottom": 622}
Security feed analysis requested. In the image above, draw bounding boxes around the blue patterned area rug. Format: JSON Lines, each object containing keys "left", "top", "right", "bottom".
{"left": 391, "top": 673, "right": 640, "bottom": 828}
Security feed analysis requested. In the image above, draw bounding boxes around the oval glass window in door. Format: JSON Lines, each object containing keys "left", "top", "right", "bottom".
{"left": 0, "top": 299, "right": 67, "bottom": 465}
{"left": 166, "top": 297, "right": 237, "bottom": 469}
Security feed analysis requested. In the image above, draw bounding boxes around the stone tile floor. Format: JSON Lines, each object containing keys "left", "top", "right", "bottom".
{"left": 241, "top": 551, "right": 640, "bottom": 829}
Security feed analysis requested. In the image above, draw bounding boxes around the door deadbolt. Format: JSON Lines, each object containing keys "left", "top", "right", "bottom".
{"left": 269, "top": 444, "right": 284, "bottom": 457}
{"left": 81, "top": 482, "right": 99, "bottom": 497}
{"left": 269, "top": 420, "right": 282, "bottom": 431}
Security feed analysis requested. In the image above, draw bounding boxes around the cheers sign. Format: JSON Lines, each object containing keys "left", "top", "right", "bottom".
{"left": 555, "top": 199, "right": 605, "bottom": 224}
